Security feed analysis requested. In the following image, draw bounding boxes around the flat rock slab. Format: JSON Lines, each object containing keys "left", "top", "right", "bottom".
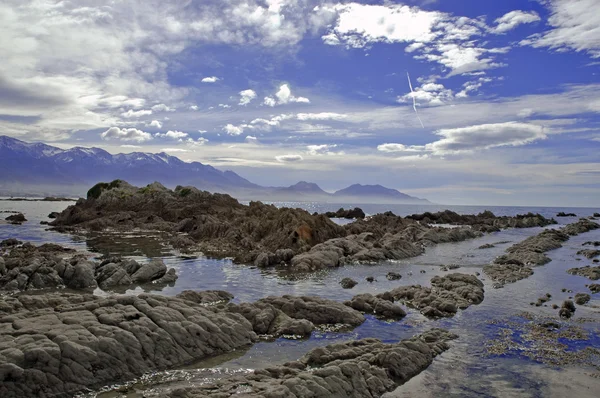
{"left": 169, "top": 328, "right": 458, "bottom": 398}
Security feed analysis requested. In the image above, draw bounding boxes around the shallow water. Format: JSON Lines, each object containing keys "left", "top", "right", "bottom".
{"left": 1, "top": 200, "right": 599, "bottom": 397}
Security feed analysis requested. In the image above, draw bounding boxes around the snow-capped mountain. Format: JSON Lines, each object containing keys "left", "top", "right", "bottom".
{"left": 0, "top": 135, "right": 257, "bottom": 193}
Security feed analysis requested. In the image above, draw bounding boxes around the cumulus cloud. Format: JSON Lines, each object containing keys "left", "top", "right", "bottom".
{"left": 156, "top": 130, "right": 188, "bottom": 140}
{"left": 306, "top": 144, "right": 338, "bottom": 155}
{"left": 162, "top": 148, "right": 189, "bottom": 153}
{"left": 187, "top": 137, "right": 209, "bottom": 146}
{"left": 101, "top": 127, "right": 153, "bottom": 142}
{"left": 151, "top": 103, "right": 175, "bottom": 112}
{"left": 219, "top": 104, "right": 231, "bottom": 108}
{"left": 245, "top": 135, "right": 258, "bottom": 142}
{"left": 520, "top": 0, "right": 600, "bottom": 58}
{"left": 189, "top": 105, "right": 199, "bottom": 110}
{"left": 148, "top": 120, "right": 163, "bottom": 128}
{"left": 275, "top": 154, "right": 303, "bottom": 162}
{"left": 491, "top": 10, "right": 540, "bottom": 34}
{"left": 397, "top": 81, "right": 454, "bottom": 106}
{"left": 120, "top": 144, "right": 142, "bottom": 149}
{"left": 264, "top": 84, "right": 310, "bottom": 106}
{"left": 239, "top": 89, "right": 257, "bottom": 106}
{"left": 223, "top": 124, "right": 244, "bottom": 136}
{"left": 121, "top": 109, "right": 153, "bottom": 118}
{"left": 201, "top": 76, "right": 220, "bottom": 83}
{"left": 377, "top": 143, "right": 424, "bottom": 153}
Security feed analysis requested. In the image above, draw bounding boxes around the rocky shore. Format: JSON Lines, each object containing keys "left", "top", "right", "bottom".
{"left": 0, "top": 240, "right": 177, "bottom": 293}
{"left": 484, "top": 219, "right": 600, "bottom": 287}
{"left": 48, "top": 181, "right": 557, "bottom": 271}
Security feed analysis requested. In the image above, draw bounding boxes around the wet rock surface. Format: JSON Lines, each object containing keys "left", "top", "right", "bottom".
{"left": 324, "top": 207, "right": 366, "bottom": 219}
{"left": 567, "top": 265, "right": 600, "bottom": 280}
{"left": 344, "top": 293, "right": 407, "bottom": 320}
{"left": 484, "top": 219, "right": 600, "bottom": 287}
{"left": 576, "top": 249, "right": 600, "bottom": 259}
{"left": 168, "top": 328, "right": 458, "bottom": 398}
{"left": 376, "top": 273, "right": 484, "bottom": 318}
{"left": 0, "top": 292, "right": 258, "bottom": 398}
{"left": 4, "top": 213, "right": 26, "bottom": 224}
{"left": 589, "top": 284, "right": 600, "bottom": 294}
{"left": 574, "top": 293, "right": 591, "bottom": 305}
{"left": 340, "top": 277, "right": 358, "bottom": 289}
{"left": 556, "top": 212, "right": 577, "bottom": 217}
{"left": 0, "top": 242, "right": 177, "bottom": 292}
{"left": 405, "top": 210, "right": 556, "bottom": 232}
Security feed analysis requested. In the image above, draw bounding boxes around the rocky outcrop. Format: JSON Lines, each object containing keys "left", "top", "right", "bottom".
{"left": 344, "top": 293, "right": 407, "bottom": 319}
{"left": 576, "top": 249, "right": 600, "bottom": 259}
{"left": 574, "top": 293, "right": 591, "bottom": 305}
{"left": 376, "top": 273, "right": 484, "bottom": 318}
{"left": 4, "top": 213, "right": 26, "bottom": 224}
{"left": 340, "top": 277, "right": 358, "bottom": 289}
{"left": 478, "top": 243, "right": 495, "bottom": 249}
{"left": 0, "top": 242, "right": 177, "bottom": 292}
{"left": 325, "top": 207, "right": 366, "bottom": 219}
{"left": 583, "top": 241, "right": 600, "bottom": 247}
{"left": 556, "top": 212, "right": 577, "bottom": 217}
{"left": 0, "top": 292, "right": 258, "bottom": 398}
{"left": 559, "top": 300, "right": 576, "bottom": 319}
{"left": 50, "top": 181, "right": 345, "bottom": 265}
{"left": 589, "top": 284, "right": 600, "bottom": 294}
{"left": 169, "top": 328, "right": 458, "bottom": 398}
{"left": 405, "top": 210, "right": 556, "bottom": 232}
{"left": 567, "top": 265, "right": 600, "bottom": 280}
{"left": 484, "top": 219, "right": 600, "bottom": 287}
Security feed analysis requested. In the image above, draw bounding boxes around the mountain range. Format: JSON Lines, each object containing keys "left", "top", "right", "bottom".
{"left": 0, "top": 135, "right": 430, "bottom": 204}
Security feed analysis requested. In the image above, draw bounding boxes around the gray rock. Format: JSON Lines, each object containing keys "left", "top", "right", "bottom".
{"left": 340, "top": 277, "right": 358, "bottom": 289}
{"left": 574, "top": 293, "right": 591, "bottom": 305}
{"left": 168, "top": 328, "right": 458, "bottom": 398}
{"left": 130, "top": 259, "right": 167, "bottom": 283}
{"left": 386, "top": 272, "right": 402, "bottom": 280}
{"left": 567, "top": 265, "right": 600, "bottom": 280}
{"left": 345, "top": 293, "right": 406, "bottom": 319}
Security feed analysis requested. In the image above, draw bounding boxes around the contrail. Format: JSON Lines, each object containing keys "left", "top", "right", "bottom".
{"left": 407, "top": 72, "right": 425, "bottom": 128}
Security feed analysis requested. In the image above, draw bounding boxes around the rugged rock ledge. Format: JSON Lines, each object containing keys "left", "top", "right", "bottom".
{"left": 567, "top": 265, "right": 600, "bottom": 280}
{"left": 324, "top": 207, "right": 366, "bottom": 219}
{"left": 169, "top": 328, "right": 458, "bottom": 398}
{"left": 484, "top": 219, "right": 600, "bottom": 287}
{"left": 0, "top": 291, "right": 368, "bottom": 397}
{"left": 374, "top": 273, "right": 484, "bottom": 318}
{"left": 405, "top": 210, "right": 556, "bottom": 232}
{"left": 48, "top": 181, "right": 558, "bottom": 271}
{"left": 0, "top": 241, "right": 177, "bottom": 292}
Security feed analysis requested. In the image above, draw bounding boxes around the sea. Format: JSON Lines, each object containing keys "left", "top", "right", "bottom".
{"left": 1, "top": 200, "right": 599, "bottom": 398}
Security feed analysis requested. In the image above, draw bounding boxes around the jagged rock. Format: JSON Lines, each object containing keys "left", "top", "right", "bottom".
{"left": 344, "top": 293, "right": 406, "bottom": 319}
{"left": 478, "top": 243, "right": 495, "bottom": 249}
{"left": 365, "top": 276, "right": 375, "bottom": 283}
{"left": 576, "top": 249, "right": 600, "bottom": 259}
{"left": 386, "top": 272, "right": 402, "bottom": 280}
{"left": 567, "top": 266, "right": 600, "bottom": 280}
{"left": 154, "top": 268, "right": 178, "bottom": 285}
{"left": 47, "top": 212, "right": 60, "bottom": 219}
{"left": 169, "top": 328, "right": 458, "bottom": 398}
{"left": 0, "top": 292, "right": 257, "bottom": 398}
{"left": 176, "top": 290, "right": 233, "bottom": 304}
{"left": 130, "top": 259, "right": 167, "bottom": 283}
{"left": 562, "top": 219, "right": 600, "bottom": 235}
{"left": 559, "top": 300, "right": 576, "bottom": 319}
{"left": 0, "top": 239, "right": 21, "bottom": 248}
{"left": 574, "top": 293, "right": 591, "bottom": 305}
{"left": 589, "top": 284, "right": 600, "bottom": 294}
{"left": 340, "top": 277, "right": 358, "bottom": 289}
{"left": 258, "top": 296, "right": 365, "bottom": 327}
{"left": 556, "top": 212, "right": 577, "bottom": 217}
{"left": 324, "top": 207, "right": 366, "bottom": 219}
{"left": 4, "top": 213, "right": 26, "bottom": 224}
{"left": 378, "top": 273, "right": 484, "bottom": 318}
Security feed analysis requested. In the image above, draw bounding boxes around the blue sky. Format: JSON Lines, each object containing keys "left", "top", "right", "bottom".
{"left": 1, "top": 0, "right": 599, "bottom": 206}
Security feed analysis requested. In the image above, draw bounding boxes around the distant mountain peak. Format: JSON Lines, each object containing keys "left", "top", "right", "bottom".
{"left": 333, "top": 183, "right": 429, "bottom": 203}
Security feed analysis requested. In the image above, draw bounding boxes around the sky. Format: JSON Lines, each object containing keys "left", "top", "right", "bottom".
{"left": 1, "top": 0, "right": 599, "bottom": 207}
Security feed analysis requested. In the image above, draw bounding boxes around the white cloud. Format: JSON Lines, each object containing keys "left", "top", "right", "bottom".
{"left": 397, "top": 81, "right": 454, "bottom": 105}
{"left": 201, "top": 76, "right": 220, "bottom": 83}
{"left": 521, "top": 0, "right": 600, "bottom": 58}
{"left": 377, "top": 143, "right": 424, "bottom": 153}
{"left": 151, "top": 103, "right": 175, "bottom": 112}
{"left": 264, "top": 84, "right": 310, "bottom": 106}
{"left": 429, "top": 122, "right": 547, "bottom": 155}
{"left": 219, "top": 104, "right": 231, "bottom": 108}
{"left": 306, "top": 144, "right": 338, "bottom": 155}
{"left": 239, "top": 89, "right": 257, "bottom": 106}
{"left": 198, "top": 130, "right": 207, "bottom": 134}
{"left": 187, "top": 137, "right": 209, "bottom": 146}
{"left": 162, "top": 148, "right": 189, "bottom": 153}
{"left": 275, "top": 154, "right": 303, "bottom": 162}
{"left": 156, "top": 130, "right": 188, "bottom": 140}
{"left": 223, "top": 123, "right": 244, "bottom": 136}
{"left": 101, "top": 127, "right": 153, "bottom": 142}
{"left": 296, "top": 112, "right": 347, "bottom": 121}
{"left": 121, "top": 109, "right": 153, "bottom": 118}
{"left": 148, "top": 120, "right": 163, "bottom": 128}
{"left": 491, "top": 11, "right": 541, "bottom": 34}
{"left": 246, "top": 135, "right": 258, "bottom": 142}
{"left": 189, "top": 105, "right": 199, "bottom": 111}
{"left": 120, "top": 144, "right": 142, "bottom": 149}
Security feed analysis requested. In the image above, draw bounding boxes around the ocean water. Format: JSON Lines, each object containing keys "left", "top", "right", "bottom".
{"left": 1, "top": 200, "right": 599, "bottom": 397}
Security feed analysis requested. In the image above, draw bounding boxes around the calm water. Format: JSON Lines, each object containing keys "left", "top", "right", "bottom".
{"left": 1, "top": 200, "right": 599, "bottom": 397}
